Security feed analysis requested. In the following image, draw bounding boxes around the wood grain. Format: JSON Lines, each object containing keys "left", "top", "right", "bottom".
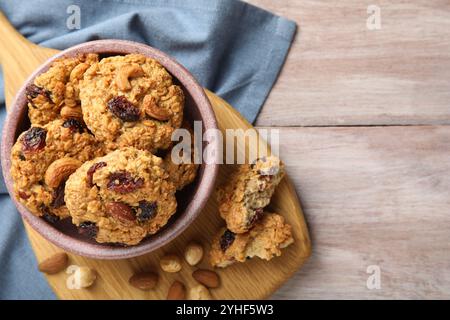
{"left": 0, "top": 13, "right": 58, "bottom": 106}
{"left": 3, "top": 0, "right": 450, "bottom": 299}
{"left": 269, "top": 126, "right": 450, "bottom": 299}
{"left": 246, "top": 0, "right": 450, "bottom": 126}
{"left": 20, "top": 95, "right": 311, "bottom": 300}
{"left": 0, "top": 11, "right": 311, "bottom": 300}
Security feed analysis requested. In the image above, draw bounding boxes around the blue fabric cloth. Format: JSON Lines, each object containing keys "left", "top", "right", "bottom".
{"left": 0, "top": 0, "right": 296, "bottom": 299}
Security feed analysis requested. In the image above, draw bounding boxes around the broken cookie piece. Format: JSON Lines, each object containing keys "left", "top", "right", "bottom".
{"left": 217, "top": 156, "right": 285, "bottom": 233}
{"left": 209, "top": 213, "right": 294, "bottom": 268}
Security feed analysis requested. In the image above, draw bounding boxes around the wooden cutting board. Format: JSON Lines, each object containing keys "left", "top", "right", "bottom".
{"left": 0, "top": 11, "right": 311, "bottom": 299}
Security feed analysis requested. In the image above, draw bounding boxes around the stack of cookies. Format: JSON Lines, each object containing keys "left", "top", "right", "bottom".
{"left": 10, "top": 53, "right": 198, "bottom": 246}
{"left": 209, "top": 156, "right": 294, "bottom": 267}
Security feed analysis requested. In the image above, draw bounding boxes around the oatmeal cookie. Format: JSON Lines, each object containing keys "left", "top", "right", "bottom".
{"left": 10, "top": 118, "right": 104, "bottom": 220}
{"left": 217, "top": 156, "right": 285, "bottom": 234}
{"left": 65, "top": 147, "right": 177, "bottom": 245}
{"left": 209, "top": 213, "right": 294, "bottom": 268}
{"left": 79, "top": 54, "right": 184, "bottom": 152}
{"left": 163, "top": 122, "right": 198, "bottom": 190}
{"left": 25, "top": 54, "right": 98, "bottom": 125}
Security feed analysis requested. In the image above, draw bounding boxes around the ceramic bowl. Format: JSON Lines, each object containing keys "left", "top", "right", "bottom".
{"left": 1, "top": 40, "right": 219, "bottom": 259}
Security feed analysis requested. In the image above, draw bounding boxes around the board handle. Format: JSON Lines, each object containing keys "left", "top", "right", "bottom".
{"left": 0, "top": 10, "right": 59, "bottom": 107}
{"left": 0, "top": 10, "right": 34, "bottom": 65}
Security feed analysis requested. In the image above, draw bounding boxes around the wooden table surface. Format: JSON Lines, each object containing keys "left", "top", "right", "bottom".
{"left": 245, "top": 0, "right": 450, "bottom": 299}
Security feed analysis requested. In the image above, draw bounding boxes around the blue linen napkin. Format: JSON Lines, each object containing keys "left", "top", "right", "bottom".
{"left": 0, "top": 0, "right": 296, "bottom": 299}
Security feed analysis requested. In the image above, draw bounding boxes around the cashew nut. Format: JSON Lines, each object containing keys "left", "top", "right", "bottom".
{"left": 142, "top": 95, "right": 170, "bottom": 121}
{"left": 69, "top": 63, "right": 90, "bottom": 82}
{"left": 116, "top": 64, "right": 144, "bottom": 91}
{"left": 45, "top": 157, "right": 82, "bottom": 188}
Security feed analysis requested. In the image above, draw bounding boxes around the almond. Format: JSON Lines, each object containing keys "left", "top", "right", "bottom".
{"left": 167, "top": 280, "right": 186, "bottom": 300}
{"left": 192, "top": 269, "right": 220, "bottom": 288}
{"left": 129, "top": 272, "right": 159, "bottom": 290}
{"left": 105, "top": 201, "right": 135, "bottom": 222}
{"left": 38, "top": 252, "right": 68, "bottom": 274}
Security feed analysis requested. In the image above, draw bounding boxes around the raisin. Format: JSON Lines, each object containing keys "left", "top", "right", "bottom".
{"left": 107, "top": 96, "right": 140, "bottom": 122}
{"left": 110, "top": 242, "right": 129, "bottom": 247}
{"left": 220, "top": 229, "right": 235, "bottom": 252}
{"left": 18, "top": 191, "right": 30, "bottom": 199}
{"left": 25, "top": 84, "right": 50, "bottom": 100}
{"left": 50, "top": 181, "right": 66, "bottom": 208}
{"left": 107, "top": 171, "right": 144, "bottom": 194}
{"left": 248, "top": 208, "right": 264, "bottom": 227}
{"left": 136, "top": 201, "right": 157, "bottom": 222}
{"left": 86, "top": 162, "right": 107, "bottom": 187}
{"left": 258, "top": 175, "right": 273, "bottom": 182}
{"left": 22, "top": 127, "right": 47, "bottom": 153}
{"left": 250, "top": 156, "right": 267, "bottom": 168}
{"left": 153, "top": 149, "right": 168, "bottom": 159}
{"left": 18, "top": 153, "right": 26, "bottom": 161}
{"left": 78, "top": 221, "right": 98, "bottom": 238}
{"left": 105, "top": 201, "right": 136, "bottom": 222}
{"left": 40, "top": 205, "right": 59, "bottom": 224}
{"left": 62, "top": 118, "right": 84, "bottom": 133}
{"left": 42, "top": 212, "right": 60, "bottom": 224}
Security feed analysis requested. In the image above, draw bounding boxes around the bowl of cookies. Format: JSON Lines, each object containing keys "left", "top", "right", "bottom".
{"left": 1, "top": 40, "right": 219, "bottom": 259}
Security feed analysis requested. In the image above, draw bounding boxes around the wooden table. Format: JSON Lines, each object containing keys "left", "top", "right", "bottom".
{"left": 246, "top": 0, "right": 450, "bottom": 299}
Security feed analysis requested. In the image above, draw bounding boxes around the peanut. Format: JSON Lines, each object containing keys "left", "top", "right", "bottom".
{"left": 189, "top": 284, "right": 212, "bottom": 300}
{"left": 66, "top": 265, "right": 96, "bottom": 289}
{"left": 160, "top": 254, "right": 182, "bottom": 273}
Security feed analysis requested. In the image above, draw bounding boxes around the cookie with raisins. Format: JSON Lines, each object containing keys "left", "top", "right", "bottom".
{"left": 65, "top": 147, "right": 177, "bottom": 245}
{"left": 26, "top": 54, "right": 98, "bottom": 125}
{"left": 217, "top": 156, "right": 285, "bottom": 234}
{"left": 10, "top": 119, "right": 104, "bottom": 220}
{"left": 79, "top": 54, "right": 184, "bottom": 152}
